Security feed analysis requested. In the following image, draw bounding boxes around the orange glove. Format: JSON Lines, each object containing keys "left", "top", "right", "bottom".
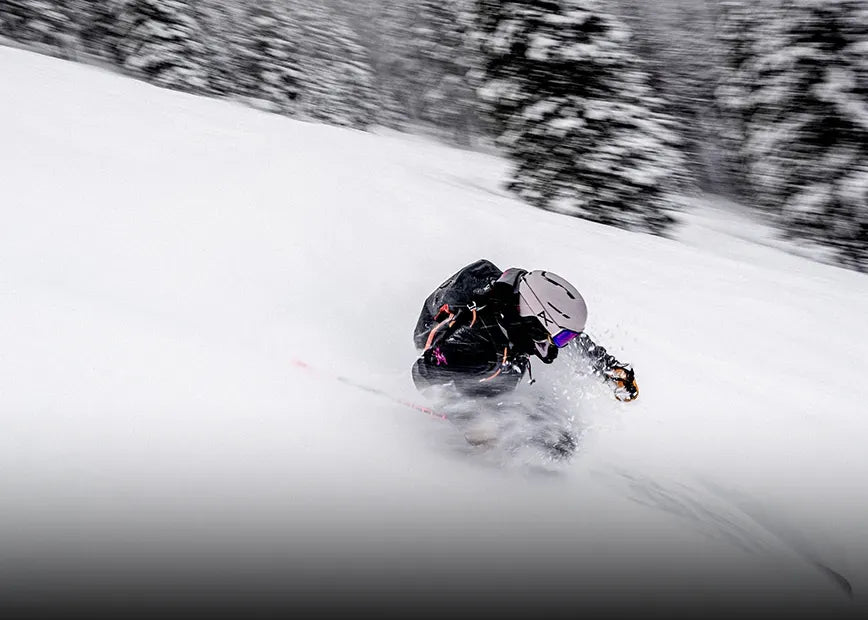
{"left": 604, "top": 365, "right": 639, "bottom": 402}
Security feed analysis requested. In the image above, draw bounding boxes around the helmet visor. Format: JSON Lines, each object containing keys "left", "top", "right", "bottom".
{"left": 552, "top": 329, "right": 579, "bottom": 348}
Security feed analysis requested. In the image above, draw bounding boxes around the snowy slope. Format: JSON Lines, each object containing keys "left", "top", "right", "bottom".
{"left": 1, "top": 47, "right": 866, "bottom": 616}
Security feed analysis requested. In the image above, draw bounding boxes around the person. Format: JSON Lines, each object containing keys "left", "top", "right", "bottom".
{"left": 411, "top": 259, "right": 638, "bottom": 455}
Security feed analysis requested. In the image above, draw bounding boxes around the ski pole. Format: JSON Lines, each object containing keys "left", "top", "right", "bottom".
{"left": 290, "top": 359, "right": 449, "bottom": 421}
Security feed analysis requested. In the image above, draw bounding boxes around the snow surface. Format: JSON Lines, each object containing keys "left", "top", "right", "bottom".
{"left": 1, "top": 47, "right": 867, "bottom": 613}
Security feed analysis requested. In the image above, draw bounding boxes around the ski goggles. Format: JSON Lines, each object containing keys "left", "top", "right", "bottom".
{"left": 551, "top": 329, "right": 580, "bottom": 348}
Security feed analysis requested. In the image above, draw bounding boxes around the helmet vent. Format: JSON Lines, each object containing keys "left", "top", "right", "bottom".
{"left": 547, "top": 302, "right": 571, "bottom": 319}
{"left": 542, "top": 274, "right": 576, "bottom": 299}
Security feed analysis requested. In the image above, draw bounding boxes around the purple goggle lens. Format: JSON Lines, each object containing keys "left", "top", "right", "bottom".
{"left": 552, "top": 329, "right": 579, "bottom": 348}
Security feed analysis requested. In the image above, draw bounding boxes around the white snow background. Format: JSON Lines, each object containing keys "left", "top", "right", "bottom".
{"left": 1, "top": 47, "right": 866, "bottom": 615}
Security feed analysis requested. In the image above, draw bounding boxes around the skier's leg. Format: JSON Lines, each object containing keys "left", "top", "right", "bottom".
{"left": 522, "top": 393, "right": 579, "bottom": 460}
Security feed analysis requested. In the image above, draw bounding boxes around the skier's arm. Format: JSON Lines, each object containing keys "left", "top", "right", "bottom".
{"left": 574, "top": 333, "right": 639, "bottom": 402}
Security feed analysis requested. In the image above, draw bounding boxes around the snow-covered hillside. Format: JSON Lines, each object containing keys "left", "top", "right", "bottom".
{"left": 1, "top": 47, "right": 866, "bottom": 617}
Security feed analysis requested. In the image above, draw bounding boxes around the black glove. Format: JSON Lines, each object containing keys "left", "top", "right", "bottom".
{"left": 603, "top": 365, "right": 639, "bottom": 402}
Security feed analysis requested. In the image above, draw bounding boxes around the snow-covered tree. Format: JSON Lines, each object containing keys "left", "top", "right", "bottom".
{"left": 188, "top": 0, "right": 243, "bottom": 96}
{"left": 472, "top": 0, "right": 686, "bottom": 234}
{"left": 233, "top": 0, "right": 302, "bottom": 113}
{"left": 325, "top": 0, "right": 480, "bottom": 140}
{"left": 114, "top": 0, "right": 211, "bottom": 94}
{"left": 745, "top": 0, "right": 867, "bottom": 269}
{"left": 325, "top": 0, "right": 408, "bottom": 129}
{"left": 289, "top": 2, "right": 380, "bottom": 129}
{"left": 73, "top": 0, "right": 124, "bottom": 62}
{"left": 612, "top": 0, "right": 706, "bottom": 192}
{"left": 713, "top": 1, "right": 778, "bottom": 199}
{"left": 410, "top": 0, "right": 479, "bottom": 143}
{"left": 0, "top": 0, "right": 77, "bottom": 55}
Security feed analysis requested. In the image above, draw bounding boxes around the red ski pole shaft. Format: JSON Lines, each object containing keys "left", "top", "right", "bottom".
{"left": 290, "top": 359, "right": 448, "bottom": 421}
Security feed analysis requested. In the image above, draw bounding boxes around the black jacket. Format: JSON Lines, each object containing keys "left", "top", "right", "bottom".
{"left": 412, "top": 259, "right": 625, "bottom": 397}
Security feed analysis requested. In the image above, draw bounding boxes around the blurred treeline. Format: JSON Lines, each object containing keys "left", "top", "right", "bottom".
{"left": 0, "top": 1, "right": 865, "bottom": 271}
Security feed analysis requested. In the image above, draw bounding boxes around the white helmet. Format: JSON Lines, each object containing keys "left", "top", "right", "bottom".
{"left": 517, "top": 270, "right": 587, "bottom": 347}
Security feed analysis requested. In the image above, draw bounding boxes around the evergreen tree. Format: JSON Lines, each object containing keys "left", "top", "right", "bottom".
{"left": 714, "top": 1, "right": 752, "bottom": 196}
{"left": 114, "top": 0, "right": 211, "bottom": 94}
{"left": 191, "top": 0, "right": 244, "bottom": 96}
{"left": 746, "top": 0, "right": 867, "bottom": 269}
{"left": 714, "top": 1, "right": 778, "bottom": 199}
{"left": 74, "top": 0, "right": 124, "bottom": 63}
{"left": 327, "top": 0, "right": 408, "bottom": 129}
{"left": 290, "top": 2, "right": 380, "bottom": 129}
{"left": 612, "top": 0, "right": 708, "bottom": 193}
{"left": 323, "top": 0, "right": 479, "bottom": 138}
{"left": 473, "top": 0, "right": 686, "bottom": 234}
{"left": 411, "top": 0, "right": 479, "bottom": 144}
{"left": 0, "top": 0, "right": 77, "bottom": 55}
{"left": 234, "top": 0, "right": 302, "bottom": 113}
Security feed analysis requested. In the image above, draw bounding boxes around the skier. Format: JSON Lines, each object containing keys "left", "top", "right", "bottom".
{"left": 412, "top": 259, "right": 638, "bottom": 456}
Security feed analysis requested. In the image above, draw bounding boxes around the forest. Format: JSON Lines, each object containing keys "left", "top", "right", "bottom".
{"left": 1, "top": 0, "right": 865, "bottom": 270}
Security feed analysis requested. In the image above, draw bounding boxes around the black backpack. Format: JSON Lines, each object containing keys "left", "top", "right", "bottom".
{"left": 413, "top": 259, "right": 504, "bottom": 350}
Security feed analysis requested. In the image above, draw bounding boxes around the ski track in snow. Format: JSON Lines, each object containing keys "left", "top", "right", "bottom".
{"left": 1, "top": 47, "right": 866, "bottom": 614}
